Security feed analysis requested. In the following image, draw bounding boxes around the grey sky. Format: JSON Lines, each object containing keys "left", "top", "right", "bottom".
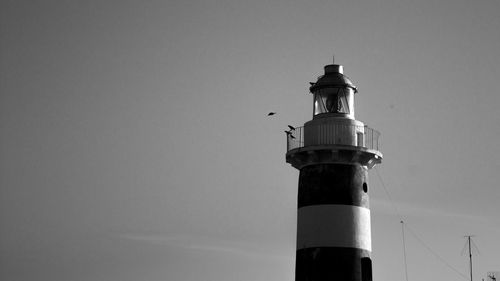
{"left": 1, "top": 0, "right": 500, "bottom": 281}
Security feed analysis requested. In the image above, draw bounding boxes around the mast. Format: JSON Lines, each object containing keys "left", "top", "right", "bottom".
{"left": 469, "top": 236, "right": 473, "bottom": 281}
{"left": 464, "top": 235, "right": 476, "bottom": 281}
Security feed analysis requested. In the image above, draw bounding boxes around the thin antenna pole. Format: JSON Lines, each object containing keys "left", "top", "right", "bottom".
{"left": 465, "top": 235, "right": 474, "bottom": 281}
{"left": 469, "top": 236, "right": 473, "bottom": 281}
{"left": 401, "top": 221, "right": 409, "bottom": 281}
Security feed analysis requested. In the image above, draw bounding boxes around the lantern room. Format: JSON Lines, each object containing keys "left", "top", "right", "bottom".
{"left": 310, "top": 64, "right": 357, "bottom": 119}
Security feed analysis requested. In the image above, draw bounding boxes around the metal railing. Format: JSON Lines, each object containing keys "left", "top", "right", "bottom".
{"left": 286, "top": 123, "right": 380, "bottom": 152}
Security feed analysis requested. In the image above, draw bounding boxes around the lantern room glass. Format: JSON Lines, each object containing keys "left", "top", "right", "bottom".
{"left": 313, "top": 87, "right": 354, "bottom": 118}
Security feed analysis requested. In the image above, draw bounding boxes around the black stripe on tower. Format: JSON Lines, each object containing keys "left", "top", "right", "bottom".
{"left": 298, "top": 164, "right": 369, "bottom": 209}
{"left": 296, "top": 248, "right": 372, "bottom": 281}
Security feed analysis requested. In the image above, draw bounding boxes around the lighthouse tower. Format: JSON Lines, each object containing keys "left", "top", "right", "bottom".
{"left": 286, "top": 61, "right": 382, "bottom": 281}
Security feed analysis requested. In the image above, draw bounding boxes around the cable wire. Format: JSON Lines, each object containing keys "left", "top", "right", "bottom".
{"left": 374, "top": 166, "right": 470, "bottom": 281}
{"left": 374, "top": 167, "right": 402, "bottom": 219}
{"left": 375, "top": 167, "right": 409, "bottom": 280}
{"left": 404, "top": 224, "right": 469, "bottom": 281}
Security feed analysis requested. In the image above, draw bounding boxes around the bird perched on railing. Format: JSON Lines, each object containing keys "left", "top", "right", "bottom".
{"left": 285, "top": 131, "right": 295, "bottom": 139}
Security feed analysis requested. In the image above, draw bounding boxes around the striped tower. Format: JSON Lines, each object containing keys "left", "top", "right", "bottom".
{"left": 286, "top": 61, "right": 382, "bottom": 281}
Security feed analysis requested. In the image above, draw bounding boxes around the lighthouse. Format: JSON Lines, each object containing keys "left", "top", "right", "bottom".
{"left": 286, "top": 60, "right": 382, "bottom": 281}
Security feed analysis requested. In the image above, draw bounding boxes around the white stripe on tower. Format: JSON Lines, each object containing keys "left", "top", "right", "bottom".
{"left": 297, "top": 204, "right": 371, "bottom": 251}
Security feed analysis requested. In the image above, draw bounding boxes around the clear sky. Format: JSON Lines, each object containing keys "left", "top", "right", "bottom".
{"left": 1, "top": 0, "right": 500, "bottom": 281}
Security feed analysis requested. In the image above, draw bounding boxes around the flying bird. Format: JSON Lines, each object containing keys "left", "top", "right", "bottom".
{"left": 284, "top": 130, "right": 292, "bottom": 135}
{"left": 288, "top": 125, "right": 296, "bottom": 131}
{"left": 267, "top": 112, "right": 276, "bottom": 116}
{"left": 309, "top": 82, "right": 315, "bottom": 86}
